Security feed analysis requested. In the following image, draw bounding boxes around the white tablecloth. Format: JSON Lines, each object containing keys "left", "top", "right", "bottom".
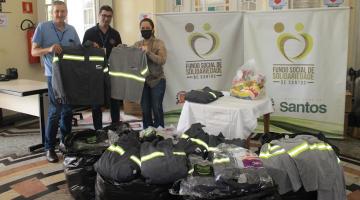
{"left": 177, "top": 96, "right": 274, "bottom": 139}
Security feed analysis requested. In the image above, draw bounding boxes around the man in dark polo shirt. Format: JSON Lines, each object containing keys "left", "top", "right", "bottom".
{"left": 83, "top": 5, "right": 122, "bottom": 129}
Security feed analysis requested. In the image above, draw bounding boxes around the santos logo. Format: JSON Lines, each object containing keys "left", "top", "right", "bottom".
{"left": 274, "top": 22, "right": 313, "bottom": 63}
{"left": 185, "top": 22, "right": 220, "bottom": 59}
{"left": 280, "top": 102, "right": 327, "bottom": 113}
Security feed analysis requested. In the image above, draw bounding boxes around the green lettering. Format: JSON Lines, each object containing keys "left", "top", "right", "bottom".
{"left": 297, "top": 103, "right": 305, "bottom": 113}
{"left": 319, "top": 104, "right": 327, "bottom": 113}
{"left": 289, "top": 103, "right": 297, "bottom": 112}
{"left": 310, "top": 104, "right": 319, "bottom": 113}
{"left": 280, "top": 102, "right": 288, "bottom": 112}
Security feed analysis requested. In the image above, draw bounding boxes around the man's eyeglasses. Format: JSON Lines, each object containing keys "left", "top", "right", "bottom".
{"left": 101, "top": 14, "right": 112, "bottom": 18}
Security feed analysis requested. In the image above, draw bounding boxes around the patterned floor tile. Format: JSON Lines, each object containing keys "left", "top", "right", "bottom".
{"left": 347, "top": 189, "right": 360, "bottom": 200}
{"left": 10, "top": 178, "right": 47, "bottom": 198}
{"left": 344, "top": 166, "right": 360, "bottom": 177}
{"left": 40, "top": 173, "right": 65, "bottom": 186}
{"left": 0, "top": 189, "right": 20, "bottom": 199}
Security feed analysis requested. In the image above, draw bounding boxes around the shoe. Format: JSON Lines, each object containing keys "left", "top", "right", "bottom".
{"left": 59, "top": 142, "right": 66, "bottom": 153}
{"left": 46, "top": 150, "right": 59, "bottom": 163}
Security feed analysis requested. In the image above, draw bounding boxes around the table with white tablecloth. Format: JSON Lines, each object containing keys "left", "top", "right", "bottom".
{"left": 177, "top": 95, "right": 273, "bottom": 139}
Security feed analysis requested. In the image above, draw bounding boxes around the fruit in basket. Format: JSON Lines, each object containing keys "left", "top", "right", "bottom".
{"left": 231, "top": 81, "right": 262, "bottom": 100}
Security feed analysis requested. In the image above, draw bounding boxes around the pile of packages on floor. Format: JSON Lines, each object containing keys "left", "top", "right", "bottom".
{"left": 62, "top": 123, "right": 278, "bottom": 200}
{"left": 62, "top": 123, "right": 346, "bottom": 200}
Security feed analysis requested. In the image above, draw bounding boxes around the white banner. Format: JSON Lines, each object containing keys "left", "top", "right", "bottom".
{"left": 156, "top": 12, "right": 244, "bottom": 112}
{"left": 244, "top": 8, "right": 349, "bottom": 136}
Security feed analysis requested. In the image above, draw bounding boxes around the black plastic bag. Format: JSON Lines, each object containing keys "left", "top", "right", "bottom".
{"left": 64, "top": 129, "right": 109, "bottom": 154}
{"left": 174, "top": 176, "right": 279, "bottom": 200}
{"left": 95, "top": 173, "right": 180, "bottom": 200}
{"left": 64, "top": 154, "right": 101, "bottom": 200}
{"left": 103, "top": 122, "right": 140, "bottom": 144}
{"left": 63, "top": 129, "right": 110, "bottom": 200}
{"left": 280, "top": 187, "right": 317, "bottom": 200}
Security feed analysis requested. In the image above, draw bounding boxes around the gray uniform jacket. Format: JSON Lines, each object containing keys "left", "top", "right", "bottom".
{"left": 259, "top": 141, "right": 302, "bottom": 194}
{"left": 133, "top": 37, "right": 167, "bottom": 88}
{"left": 260, "top": 135, "right": 346, "bottom": 200}
{"left": 108, "top": 46, "right": 148, "bottom": 102}
{"left": 292, "top": 135, "right": 346, "bottom": 200}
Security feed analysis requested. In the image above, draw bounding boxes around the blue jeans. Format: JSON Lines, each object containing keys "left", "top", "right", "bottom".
{"left": 141, "top": 79, "right": 166, "bottom": 129}
{"left": 45, "top": 76, "right": 73, "bottom": 150}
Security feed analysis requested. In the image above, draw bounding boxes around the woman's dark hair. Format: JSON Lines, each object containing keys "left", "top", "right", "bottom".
{"left": 99, "top": 5, "right": 113, "bottom": 14}
{"left": 140, "top": 18, "right": 154, "bottom": 29}
{"left": 140, "top": 18, "right": 155, "bottom": 37}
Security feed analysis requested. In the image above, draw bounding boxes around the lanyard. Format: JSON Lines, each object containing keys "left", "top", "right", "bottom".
{"left": 97, "top": 25, "right": 110, "bottom": 47}
{"left": 52, "top": 23, "right": 67, "bottom": 43}
{"left": 98, "top": 30, "right": 109, "bottom": 48}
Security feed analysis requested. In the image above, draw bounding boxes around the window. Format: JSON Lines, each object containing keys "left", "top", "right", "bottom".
{"left": 176, "top": 0, "right": 183, "bottom": 6}
{"left": 67, "top": 0, "right": 97, "bottom": 42}
{"left": 45, "top": 0, "right": 65, "bottom": 21}
{"left": 82, "top": 0, "right": 96, "bottom": 33}
{"left": 289, "top": 0, "right": 321, "bottom": 9}
{"left": 238, "top": 0, "right": 256, "bottom": 11}
{"left": 193, "top": 0, "right": 230, "bottom": 12}
{"left": 41, "top": 0, "right": 98, "bottom": 42}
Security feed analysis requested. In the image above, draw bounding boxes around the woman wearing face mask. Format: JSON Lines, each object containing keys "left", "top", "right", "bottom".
{"left": 134, "top": 18, "right": 167, "bottom": 129}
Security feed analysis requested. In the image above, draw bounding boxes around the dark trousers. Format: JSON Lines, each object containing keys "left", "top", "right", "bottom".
{"left": 141, "top": 79, "right": 166, "bottom": 129}
{"left": 92, "top": 98, "right": 121, "bottom": 129}
{"left": 45, "top": 76, "right": 72, "bottom": 150}
{"left": 92, "top": 105, "right": 102, "bottom": 130}
{"left": 110, "top": 98, "right": 121, "bottom": 124}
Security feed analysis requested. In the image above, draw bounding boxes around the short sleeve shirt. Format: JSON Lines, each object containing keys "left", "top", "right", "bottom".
{"left": 32, "top": 21, "right": 81, "bottom": 76}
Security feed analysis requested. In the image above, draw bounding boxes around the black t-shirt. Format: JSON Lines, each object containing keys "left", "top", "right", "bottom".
{"left": 83, "top": 24, "right": 122, "bottom": 58}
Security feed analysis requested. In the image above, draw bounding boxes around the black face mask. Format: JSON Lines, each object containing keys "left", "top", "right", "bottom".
{"left": 141, "top": 29, "right": 153, "bottom": 39}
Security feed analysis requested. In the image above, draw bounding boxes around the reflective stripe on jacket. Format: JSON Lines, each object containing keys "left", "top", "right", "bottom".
{"left": 108, "top": 46, "right": 148, "bottom": 102}
{"left": 52, "top": 46, "right": 106, "bottom": 105}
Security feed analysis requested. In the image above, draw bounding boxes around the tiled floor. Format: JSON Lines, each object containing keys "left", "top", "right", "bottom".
{"left": 0, "top": 110, "right": 359, "bottom": 199}
{"left": 0, "top": 152, "right": 71, "bottom": 200}
{"left": 329, "top": 137, "right": 360, "bottom": 160}
{"left": 0, "top": 143, "right": 359, "bottom": 200}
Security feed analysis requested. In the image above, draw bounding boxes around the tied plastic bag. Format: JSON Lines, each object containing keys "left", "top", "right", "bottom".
{"left": 64, "top": 155, "right": 101, "bottom": 200}
{"left": 63, "top": 129, "right": 110, "bottom": 200}
{"left": 95, "top": 173, "right": 178, "bottom": 200}
{"left": 230, "top": 59, "right": 265, "bottom": 100}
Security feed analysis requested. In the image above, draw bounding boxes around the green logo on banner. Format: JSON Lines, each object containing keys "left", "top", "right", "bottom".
{"left": 185, "top": 22, "right": 220, "bottom": 59}
{"left": 274, "top": 22, "right": 314, "bottom": 63}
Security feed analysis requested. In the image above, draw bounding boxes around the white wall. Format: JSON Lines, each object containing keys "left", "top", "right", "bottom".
{"left": 0, "top": 0, "right": 43, "bottom": 117}
{"left": 0, "top": 0, "right": 44, "bottom": 81}
{"left": 113, "top": 0, "right": 155, "bottom": 45}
